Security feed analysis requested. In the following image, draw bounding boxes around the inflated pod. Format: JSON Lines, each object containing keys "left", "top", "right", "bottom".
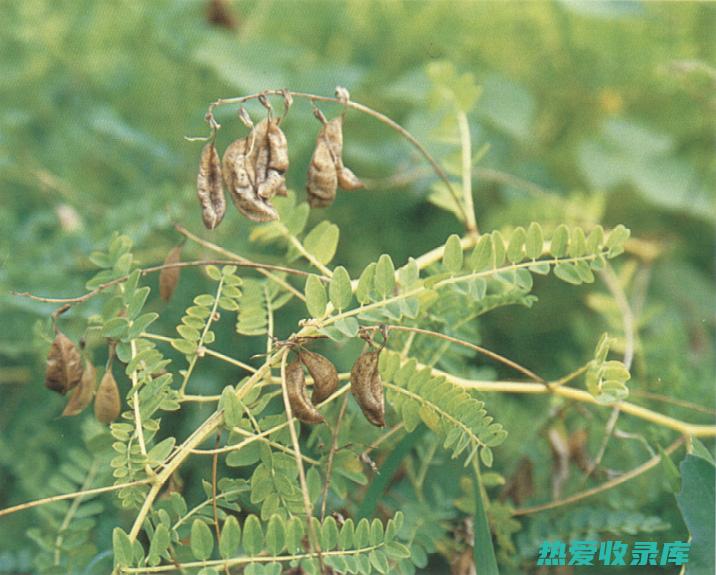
{"left": 299, "top": 350, "right": 338, "bottom": 404}
{"left": 350, "top": 350, "right": 385, "bottom": 427}
{"left": 196, "top": 141, "right": 226, "bottom": 230}
{"left": 285, "top": 360, "right": 324, "bottom": 424}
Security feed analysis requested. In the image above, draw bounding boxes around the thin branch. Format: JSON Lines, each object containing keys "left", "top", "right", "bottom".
{"left": 54, "top": 461, "right": 99, "bottom": 565}
{"left": 175, "top": 224, "right": 309, "bottom": 301}
{"left": 457, "top": 111, "right": 478, "bottom": 237}
{"left": 513, "top": 437, "right": 684, "bottom": 516}
{"left": 279, "top": 349, "right": 325, "bottom": 571}
{"left": 320, "top": 395, "right": 350, "bottom": 521}
{"left": 374, "top": 324, "right": 545, "bottom": 384}
{"left": 211, "top": 431, "right": 222, "bottom": 546}
{"left": 0, "top": 479, "right": 151, "bottom": 519}
{"left": 12, "top": 259, "right": 312, "bottom": 306}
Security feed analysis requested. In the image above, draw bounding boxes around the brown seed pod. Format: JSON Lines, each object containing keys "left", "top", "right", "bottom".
{"left": 159, "top": 245, "right": 182, "bottom": 302}
{"left": 285, "top": 360, "right": 324, "bottom": 424}
{"left": 94, "top": 370, "right": 121, "bottom": 424}
{"left": 62, "top": 359, "right": 97, "bottom": 416}
{"left": 45, "top": 331, "right": 84, "bottom": 395}
{"left": 196, "top": 141, "right": 226, "bottom": 230}
{"left": 222, "top": 135, "right": 279, "bottom": 222}
{"left": 306, "top": 137, "right": 338, "bottom": 208}
{"left": 307, "top": 117, "right": 363, "bottom": 208}
{"left": 254, "top": 118, "right": 289, "bottom": 200}
{"left": 299, "top": 350, "right": 338, "bottom": 404}
{"left": 350, "top": 350, "right": 385, "bottom": 427}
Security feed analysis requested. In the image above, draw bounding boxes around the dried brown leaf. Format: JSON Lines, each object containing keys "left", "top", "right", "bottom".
{"left": 196, "top": 141, "right": 226, "bottom": 230}
{"left": 45, "top": 331, "right": 84, "bottom": 395}
{"left": 299, "top": 350, "right": 338, "bottom": 404}
{"left": 285, "top": 360, "right": 324, "bottom": 424}
{"left": 94, "top": 370, "right": 121, "bottom": 424}
{"left": 159, "top": 245, "right": 182, "bottom": 302}
{"left": 350, "top": 350, "right": 385, "bottom": 427}
{"left": 62, "top": 359, "right": 97, "bottom": 416}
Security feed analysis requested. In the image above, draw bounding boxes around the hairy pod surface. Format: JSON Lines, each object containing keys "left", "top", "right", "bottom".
{"left": 62, "top": 359, "right": 97, "bottom": 416}
{"left": 196, "top": 142, "right": 226, "bottom": 230}
{"left": 45, "top": 331, "right": 84, "bottom": 395}
{"left": 94, "top": 370, "right": 121, "bottom": 424}
{"left": 307, "top": 117, "right": 363, "bottom": 208}
{"left": 307, "top": 137, "right": 338, "bottom": 208}
{"left": 247, "top": 118, "right": 289, "bottom": 201}
{"left": 159, "top": 245, "right": 182, "bottom": 302}
{"left": 222, "top": 131, "right": 280, "bottom": 222}
{"left": 350, "top": 350, "right": 385, "bottom": 427}
{"left": 285, "top": 360, "right": 324, "bottom": 424}
{"left": 299, "top": 350, "right": 339, "bottom": 404}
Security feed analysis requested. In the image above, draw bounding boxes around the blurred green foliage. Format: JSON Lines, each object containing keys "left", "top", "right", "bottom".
{"left": 0, "top": 1, "right": 714, "bottom": 573}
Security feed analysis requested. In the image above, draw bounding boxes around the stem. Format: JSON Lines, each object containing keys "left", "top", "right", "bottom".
{"left": 179, "top": 275, "right": 224, "bottom": 396}
{"left": 54, "top": 461, "right": 99, "bottom": 565}
{"left": 513, "top": 437, "right": 685, "bottom": 516}
{"left": 282, "top": 226, "right": 333, "bottom": 277}
{"left": 457, "top": 111, "right": 479, "bottom": 237}
{"left": 278, "top": 350, "right": 325, "bottom": 571}
{"left": 129, "top": 339, "right": 154, "bottom": 478}
{"left": 175, "top": 224, "right": 310, "bottom": 301}
{"left": 320, "top": 395, "right": 350, "bottom": 520}
{"left": 0, "top": 479, "right": 151, "bottom": 519}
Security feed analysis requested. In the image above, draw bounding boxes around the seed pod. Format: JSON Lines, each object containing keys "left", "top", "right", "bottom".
{"left": 159, "top": 245, "right": 182, "bottom": 302}
{"left": 45, "top": 331, "right": 84, "bottom": 394}
{"left": 94, "top": 370, "right": 121, "bottom": 424}
{"left": 254, "top": 119, "right": 289, "bottom": 201}
{"left": 285, "top": 360, "right": 324, "bottom": 424}
{"left": 62, "top": 359, "right": 97, "bottom": 416}
{"left": 307, "top": 117, "right": 363, "bottom": 208}
{"left": 196, "top": 141, "right": 226, "bottom": 230}
{"left": 299, "top": 350, "right": 338, "bottom": 404}
{"left": 350, "top": 350, "right": 385, "bottom": 427}
{"left": 222, "top": 136, "right": 279, "bottom": 222}
{"left": 306, "top": 137, "right": 338, "bottom": 208}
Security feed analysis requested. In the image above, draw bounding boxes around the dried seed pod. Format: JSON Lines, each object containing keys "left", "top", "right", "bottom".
{"left": 337, "top": 166, "right": 365, "bottom": 191}
{"left": 285, "top": 360, "right": 324, "bottom": 424}
{"left": 62, "top": 359, "right": 97, "bottom": 416}
{"left": 159, "top": 245, "right": 182, "bottom": 302}
{"left": 307, "top": 117, "right": 363, "bottom": 208}
{"left": 299, "top": 350, "right": 338, "bottom": 404}
{"left": 306, "top": 137, "right": 338, "bottom": 208}
{"left": 94, "top": 370, "right": 121, "bottom": 424}
{"left": 196, "top": 141, "right": 226, "bottom": 230}
{"left": 350, "top": 350, "right": 385, "bottom": 427}
{"left": 45, "top": 331, "right": 84, "bottom": 394}
{"left": 222, "top": 137, "right": 279, "bottom": 222}
{"left": 253, "top": 119, "right": 289, "bottom": 201}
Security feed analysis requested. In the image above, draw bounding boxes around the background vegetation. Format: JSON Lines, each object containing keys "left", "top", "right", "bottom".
{"left": 0, "top": 1, "right": 714, "bottom": 574}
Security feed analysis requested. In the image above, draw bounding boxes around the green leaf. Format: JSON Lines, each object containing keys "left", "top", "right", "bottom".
{"left": 554, "top": 262, "right": 582, "bottom": 285}
{"left": 480, "top": 446, "right": 494, "bottom": 467}
{"left": 374, "top": 254, "right": 396, "bottom": 299}
{"left": 147, "top": 524, "right": 170, "bottom": 566}
{"left": 469, "top": 234, "right": 493, "bottom": 271}
{"left": 129, "top": 312, "right": 159, "bottom": 339}
{"left": 356, "top": 263, "right": 376, "bottom": 304}
{"left": 550, "top": 224, "right": 570, "bottom": 257}
{"left": 321, "top": 516, "right": 339, "bottom": 551}
{"left": 491, "top": 231, "right": 506, "bottom": 267}
{"left": 442, "top": 234, "right": 464, "bottom": 274}
{"left": 226, "top": 441, "right": 261, "bottom": 467}
{"left": 221, "top": 386, "right": 242, "bottom": 428}
{"left": 305, "top": 275, "right": 327, "bottom": 318}
{"left": 102, "top": 317, "right": 130, "bottom": 339}
{"left": 606, "top": 224, "right": 630, "bottom": 257}
{"left": 147, "top": 437, "right": 175, "bottom": 464}
{"left": 265, "top": 515, "right": 285, "bottom": 555}
{"left": 243, "top": 514, "right": 264, "bottom": 556}
{"left": 171, "top": 337, "right": 197, "bottom": 355}
{"left": 206, "top": 265, "right": 222, "bottom": 281}
{"left": 219, "top": 516, "right": 241, "bottom": 559}
{"left": 676, "top": 455, "right": 715, "bottom": 575}
{"left": 525, "top": 222, "right": 544, "bottom": 259}
{"left": 190, "top": 519, "right": 214, "bottom": 561}
{"left": 506, "top": 227, "right": 526, "bottom": 263}
{"left": 568, "top": 227, "right": 587, "bottom": 257}
{"left": 472, "top": 468, "right": 499, "bottom": 575}
{"left": 304, "top": 221, "right": 340, "bottom": 265}
{"left": 329, "top": 266, "right": 352, "bottom": 311}
{"left": 112, "top": 527, "right": 134, "bottom": 568}
{"left": 285, "top": 516, "right": 304, "bottom": 553}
